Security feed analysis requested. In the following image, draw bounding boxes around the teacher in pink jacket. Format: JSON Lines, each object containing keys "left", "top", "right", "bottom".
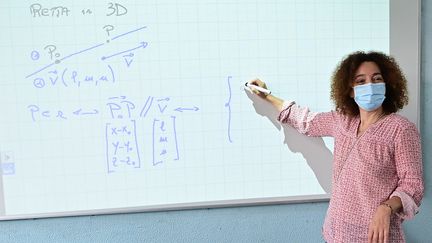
{"left": 248, "top": 51, "right": 424, "bottom": 243}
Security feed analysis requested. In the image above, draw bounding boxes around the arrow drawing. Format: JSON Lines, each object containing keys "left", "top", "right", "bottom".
{"left": 174, "top": 107, "right": 199, "bottom": 112}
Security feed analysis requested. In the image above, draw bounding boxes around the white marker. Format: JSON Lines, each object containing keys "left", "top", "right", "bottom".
{"left": 245, "top": 82, "right": 271, "bottom": 95}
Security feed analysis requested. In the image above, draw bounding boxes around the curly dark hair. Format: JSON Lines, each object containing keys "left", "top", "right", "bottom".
{"left": 330, "top": 51, "right": 409, "bottom": 116}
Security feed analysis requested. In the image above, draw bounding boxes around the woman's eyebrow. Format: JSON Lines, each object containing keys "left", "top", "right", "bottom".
{"left": 354, "top": 74, "right": 365, "bottom": 79}
{"left": 354, "top": 72, "right": 382, "bottom": 79}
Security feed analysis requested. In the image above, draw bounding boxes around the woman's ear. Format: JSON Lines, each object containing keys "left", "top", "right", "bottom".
{"left": 350, "top": 88, "right": 354, "bottom": 98}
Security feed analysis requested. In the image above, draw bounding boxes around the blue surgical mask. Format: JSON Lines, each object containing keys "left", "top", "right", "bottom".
{"left": 353, "top": 83, "right": 386, "bottom": 111}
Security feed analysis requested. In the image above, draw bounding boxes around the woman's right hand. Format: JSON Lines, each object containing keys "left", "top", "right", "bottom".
{"left": 247, "top": 79, "right": 269, "bottom": 99}
{"left": 246, "top": 78, "right": 285, "bottom": 111}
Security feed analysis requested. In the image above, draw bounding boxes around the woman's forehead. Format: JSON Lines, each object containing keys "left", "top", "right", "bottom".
{"left": 355, "top": 61, "right": 381, "bottom": 75}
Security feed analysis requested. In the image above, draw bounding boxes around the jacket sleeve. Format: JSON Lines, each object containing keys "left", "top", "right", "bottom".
{"left": 277, "top": 101, "right": 339, "bottom": 138}
{"left": 391, "top": 123, "right": 424, "bottom": 219}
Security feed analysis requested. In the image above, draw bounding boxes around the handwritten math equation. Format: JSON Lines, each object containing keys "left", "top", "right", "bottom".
{"left": 23, "top": 7, "right": 182, "bottom": 173}
{"left": 20, "top": 3, "right": 236, "bottom": 174}
{"left": 27, "top": 95, "right": 199, "bottom": 173}
{"left": 25, "top": 26, "right": 148, "bottom": 88}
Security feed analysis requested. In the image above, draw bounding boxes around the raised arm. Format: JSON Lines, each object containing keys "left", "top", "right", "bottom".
{"left": 247, "top": 79, "right": 339, "bottom": 137}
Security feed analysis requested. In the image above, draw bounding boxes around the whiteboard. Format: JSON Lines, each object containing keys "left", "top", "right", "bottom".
{"left": 0, "top": 0, "right": 420, "bottom": 220}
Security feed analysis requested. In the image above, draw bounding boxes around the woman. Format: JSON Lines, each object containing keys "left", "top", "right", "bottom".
{"left": 248, "top": 51, "right": 424, "bottom": 243}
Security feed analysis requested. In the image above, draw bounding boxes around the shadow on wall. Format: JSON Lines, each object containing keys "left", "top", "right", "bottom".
{"left": 245, "top": 90, "right": 333, "bottom": 193}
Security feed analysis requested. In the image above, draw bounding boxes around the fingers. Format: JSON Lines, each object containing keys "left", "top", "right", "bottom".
{"left": 247, "top": 79, "right": 267, "bottom": 89}
{"left": 368, "top": 228, "right": 379, "bottom": 243}
{"left": 368, "top": 232, "right": 380, "bottom": 243}
{"left": 379, "top": 231, "right": 384, "bottom": 243}
{"left": 247, "top": 78, "right": 261, "bottom": 86}
{"left": 246, "top": 79, "right": 270, "bottom": 98}
{"left": 368, "top": 227, "right": 373, "bottom": 243}
{"left": 369, "top": 206, "right": 391, "bottom": 243}
{"left": 368, "top": 228, "right": 389, "bottom": 243}
{"left": 383, "top": 229, "right": 388, "bottom": 243}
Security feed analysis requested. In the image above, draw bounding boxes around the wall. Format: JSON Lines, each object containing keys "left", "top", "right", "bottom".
{"left": 404, "top": 0, "right": 432, "bottom": 242}
{"left": 0, "top": 2, "right": 430, "bottom": 242}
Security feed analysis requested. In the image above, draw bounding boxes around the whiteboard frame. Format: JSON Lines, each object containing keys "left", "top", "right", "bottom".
{"left": 391, "top": 0, "right": 421, "bottom": 128}
{"left": 0, "top": 195, "right": 330, "bottom": 221}
{"left": 0, "top": 0, "right": 421, "bottom": 220}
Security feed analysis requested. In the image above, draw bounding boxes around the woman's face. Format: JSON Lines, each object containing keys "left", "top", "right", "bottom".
{"left": 353, "top": 61, "right": 384, "bottom": 86}
{"left": 350, "top": 61, "right": 384, "bottom": 97}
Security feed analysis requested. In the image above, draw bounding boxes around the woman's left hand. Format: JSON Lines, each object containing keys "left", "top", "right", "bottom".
{"left": 368, "top": 205, "right": 392, "bottom": 243}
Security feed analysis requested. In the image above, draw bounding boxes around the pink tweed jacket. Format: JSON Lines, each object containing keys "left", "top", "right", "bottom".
{"left": 278, "top": 102, "right": 424, "bottom": 243}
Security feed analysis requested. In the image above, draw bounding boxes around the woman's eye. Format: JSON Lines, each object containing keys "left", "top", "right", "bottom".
{"left": 355, "top": 79, "right": 365, "bottom": 84}
{"left": 373, "top": 76, "right": 383, "bottom": 81}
